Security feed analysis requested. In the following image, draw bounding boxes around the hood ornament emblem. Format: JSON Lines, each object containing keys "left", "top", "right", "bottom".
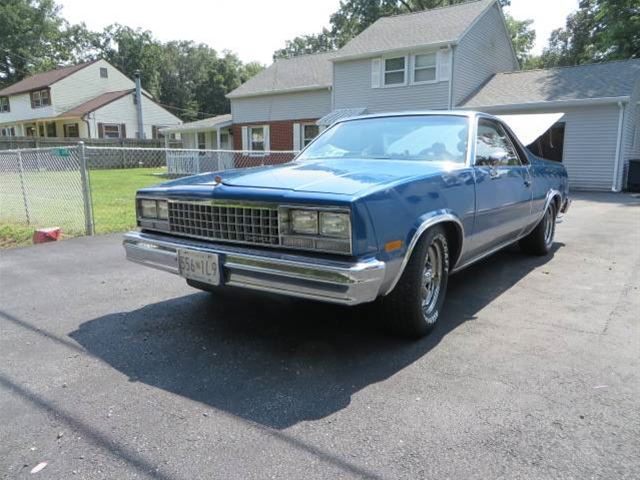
{"left": 214, "top": 175, "right": 223, "bottom": 185}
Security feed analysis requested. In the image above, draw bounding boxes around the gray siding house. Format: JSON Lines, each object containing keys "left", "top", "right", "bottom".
{"left": 463, "top": 61, "right": 640, "bottom": 191}
{"left": 226, "top": 0, "right": 640, "bottom": 191}
{"left": 331, "top": 0, "right": 516, "bottom": 113}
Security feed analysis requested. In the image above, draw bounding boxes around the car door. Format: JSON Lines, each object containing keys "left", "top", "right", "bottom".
{"left": 471, "top": 118, "right": 533, "bottom": 255}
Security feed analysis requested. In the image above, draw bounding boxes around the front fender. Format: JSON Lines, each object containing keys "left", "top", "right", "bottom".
{"left": 358, "top": 170, "right": 475, "bottom": 295}
{"left": 382, "top": 210, "right": 465, "bottom": 295}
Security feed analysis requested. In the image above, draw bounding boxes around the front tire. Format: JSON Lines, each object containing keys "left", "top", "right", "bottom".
{"left": 519, "top": 202, "right": 556, "bottom": 256}
{"left": 383, "top": 226, "right": 450, "bottom": 338}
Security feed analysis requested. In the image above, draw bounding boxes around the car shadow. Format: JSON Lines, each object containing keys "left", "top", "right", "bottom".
{"left": 70, "top": 244, "right": 563, "bottom": 429}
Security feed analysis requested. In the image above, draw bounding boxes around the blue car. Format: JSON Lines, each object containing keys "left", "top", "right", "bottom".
{"left": 124, "top": 111, "right": 570, "bottom": 337}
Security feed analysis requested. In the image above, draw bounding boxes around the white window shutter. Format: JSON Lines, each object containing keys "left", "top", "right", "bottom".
{"left": 292, "top": 123, "right": 301, "bottom": 151}
{"left": 371, "top": 58, "right": 381, "bottom": 88}
{"left": 437, "top": 49, "right": 452, "bottom": 82}
{"left": 241, "top": 126, "right": 248, "bottom": 150}
{"left": 263, "top": 125, "right": 270, "bottom": 151}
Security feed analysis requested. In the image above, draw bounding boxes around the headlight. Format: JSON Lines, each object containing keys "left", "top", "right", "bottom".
{"left": 281, "top": 207, "right": 352, "bottom": 255}
{"left": 139, "top": 199, "right": 168, "bottom": 220}
{"left": 140, "top": 199, "right": 157, "bottom": 218}
{"left": 290, "top": 210, "right": 318, "bottom": 235}
{"left": 157, "top": 200, "right": 169, "bottom": 220}
{"left": 319, "top": 212, "right": 350, "bottom": 238}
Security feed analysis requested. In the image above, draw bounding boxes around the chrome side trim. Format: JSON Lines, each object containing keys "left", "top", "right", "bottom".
{"left": 383, "top": 212, "right": 464, "bottom": 296}
{"left": 544, "top": 189, "right": 562, "bottom": 214}
{"left": 520, "top": 188, "right": 561, "bottom": 238}
{"left": 123, "top": 231, "right": 385, "bottom": 306}
{"left": 451, "top": 236, "right": 521, "bottom": 273}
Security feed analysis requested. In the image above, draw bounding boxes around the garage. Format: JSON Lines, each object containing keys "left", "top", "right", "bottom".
{"left": 462, "top": 60, "right": 640, "bottom": 192}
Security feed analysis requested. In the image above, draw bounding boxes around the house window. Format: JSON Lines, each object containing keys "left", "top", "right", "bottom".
{"left": 64, "top": 123, "right": 79, "bottom": 138}
{"left": 384, "top": 57, "right": 406, "bottom": 86}
{"left": 302, "top": 124, "right": 320, "bottom": 147}
{"left": 197, "top": 132, "right": 207, "bottom": 150}
{"left": 0, "top": 97, "right": 9, "bottom": 113}
{"left": 25, "top": 125, "right": 36, "bottom": 137}
{"left": 103, "top": 124, "right": 122, "bottom": 139}
{"left": 100, "top": 67, "right": 108, "bottom": 78}
{"left": 46, "top": 122, "right": 57, "bottom": 137}
{"left": 219, "top": 131, "right": 230, "bottom": 149}
{"left": 38, "top": 124, "right": 45, "bottom": 137}
{"left": 30, "top": 89, "right": 51, "bottom": 108}
{"left": 1, "top": 127, "right": 15, "bottom": 137}
{"left": 249, "top": 126, "right": 265, "bottom": 151}
{"left": 413, "top": 53, "right": 437, "bottom": 83}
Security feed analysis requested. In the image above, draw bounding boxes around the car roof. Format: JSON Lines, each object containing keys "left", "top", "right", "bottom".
{"left": 334, "top": 110, "right": 495, "bottom": 124}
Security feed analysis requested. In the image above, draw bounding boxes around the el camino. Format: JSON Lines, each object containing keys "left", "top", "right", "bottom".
{"left": 124, "top": 112, "right": 570, "bottom": 337}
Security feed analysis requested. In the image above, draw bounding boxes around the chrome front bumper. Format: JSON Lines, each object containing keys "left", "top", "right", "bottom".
{"left": 123, "top": 231, "right": 386, "bottom": 305}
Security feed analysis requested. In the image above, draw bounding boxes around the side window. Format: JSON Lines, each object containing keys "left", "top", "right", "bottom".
{"left": 476, "top": 119, "right": 521, "bottom": 167}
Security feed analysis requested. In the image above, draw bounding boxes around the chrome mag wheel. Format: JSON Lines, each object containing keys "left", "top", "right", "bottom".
{"left": 543, "top": 205, "right": 556, "bottom": 248}
{"left": 421, "top": 239, "right": 444, "bottom": 323}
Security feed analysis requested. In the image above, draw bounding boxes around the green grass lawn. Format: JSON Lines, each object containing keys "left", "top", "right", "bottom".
{"left": 0, "top": 224, "right": 37, "bottom": 249}
{"left": 1, "top": 167, "right": 167, "bottom": 247}
{"left": 89, "top": 167, "right": 167, "bottom": 233}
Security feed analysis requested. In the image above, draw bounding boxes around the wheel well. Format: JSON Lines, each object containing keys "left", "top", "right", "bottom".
{"left": 439, "top": 221, "right": 463, "bottom": 271}
{"left": 552, "top": 194, "right": 561, "bottom": 212}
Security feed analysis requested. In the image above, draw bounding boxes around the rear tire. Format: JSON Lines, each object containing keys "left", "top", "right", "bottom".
{"left": 383, "top": 225, "right": 450, "bottom": 338}
{"left": 519, "top": 202, "right": 556, "bottom": 256}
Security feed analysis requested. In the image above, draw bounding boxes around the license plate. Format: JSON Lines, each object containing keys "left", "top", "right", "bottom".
{"left": 177, "top": 249, "right": 220, "bottom": 286}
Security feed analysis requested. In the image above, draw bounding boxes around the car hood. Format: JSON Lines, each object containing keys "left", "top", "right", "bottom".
{"left": 203, "top": 159, "right": 447, "bottom": 196}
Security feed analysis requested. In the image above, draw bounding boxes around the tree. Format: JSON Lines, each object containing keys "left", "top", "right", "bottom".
{"left": 274, "top": 0, "right": 520, "bottom": 60}
{"left": 96, "top": 30, "right": 265, "bottom": 121}
{"left": 98, "top": 25, "right": 167, "bottom": 98}
{"left": 0, "top": 0, "right": 265, "bottom": 121}
{"left": 504, "top": 14, "right": 536, "bottom": 67}
{"left": 0, "top": 0, "right": 96, "bottom": 88}
{"left": 539, "top": 0, "right": 639, "bottom": 68}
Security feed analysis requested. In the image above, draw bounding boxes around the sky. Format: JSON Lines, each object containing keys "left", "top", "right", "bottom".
{"left": 57, "top": 0, "right": 580, "bottom": 65}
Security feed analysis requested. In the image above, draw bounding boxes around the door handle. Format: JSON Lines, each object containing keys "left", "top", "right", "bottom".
{"left": 488, "top": 168, "right": 500, "bottom": 179}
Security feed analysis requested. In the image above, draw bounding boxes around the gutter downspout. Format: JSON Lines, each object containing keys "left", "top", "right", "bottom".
{"left": 448, "top": 44, "right": 455, "bottom": 110}
{"left": 134, "top": 70, "right": 145, "bottom": 139}
{"left": 612, "top": 101, "right": 625, "bottom": 192}
{"left": 82, "top": 114, "right": 91, "bottom": 138}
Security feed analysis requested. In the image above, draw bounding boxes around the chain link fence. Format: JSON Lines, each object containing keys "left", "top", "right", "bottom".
{"left": 0, "top": 144, "right": 297, "bottom": 244}
{"left": 0, "top": 146, "right": 90, "bottom": 237}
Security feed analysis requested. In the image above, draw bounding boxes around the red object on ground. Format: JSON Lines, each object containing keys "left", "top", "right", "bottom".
{"left": 32, "top": 227, "right": 62, "bottom": 244}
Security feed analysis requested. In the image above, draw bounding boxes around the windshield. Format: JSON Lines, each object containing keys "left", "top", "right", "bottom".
{"left": 299, "top": 115, "right": 469, "bottom": 163}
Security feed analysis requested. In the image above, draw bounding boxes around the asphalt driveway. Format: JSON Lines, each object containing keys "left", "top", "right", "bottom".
{"left": 1, "top": 192, "right": 639, "bottom": 479}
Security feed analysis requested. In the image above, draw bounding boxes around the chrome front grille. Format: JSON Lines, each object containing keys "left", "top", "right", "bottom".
{"left": 168, "top": 201, "right": 280, "bottom": 246}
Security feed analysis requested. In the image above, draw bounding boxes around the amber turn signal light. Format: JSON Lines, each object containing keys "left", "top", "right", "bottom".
{"left": 385, "top": 240, "right": 403, "bottom": 252}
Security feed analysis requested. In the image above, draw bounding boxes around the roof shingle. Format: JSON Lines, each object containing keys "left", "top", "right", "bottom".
{"left": 462, "top": 59, "right": 640, "bottom": 108}
{"left": 333, "top": 0, "right": 495, "bottom": 61}
{"left": 58, "top": 90, "right": 134, "bottom": 118}
{"left": 0, "top": 60, "right": 98, "bottom": 97}
{"left": 160, "top": 114, "right": 232, "bottom": 133}
{"left": 227, "top": 51, "right": 337, "bottom": 98}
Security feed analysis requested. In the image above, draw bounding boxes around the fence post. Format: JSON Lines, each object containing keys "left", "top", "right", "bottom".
{"left": 78, "top": 142, "right": 95, "bottom": 235}
{"left": 16, "top": 150, "right": 31, "bottom": 225}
